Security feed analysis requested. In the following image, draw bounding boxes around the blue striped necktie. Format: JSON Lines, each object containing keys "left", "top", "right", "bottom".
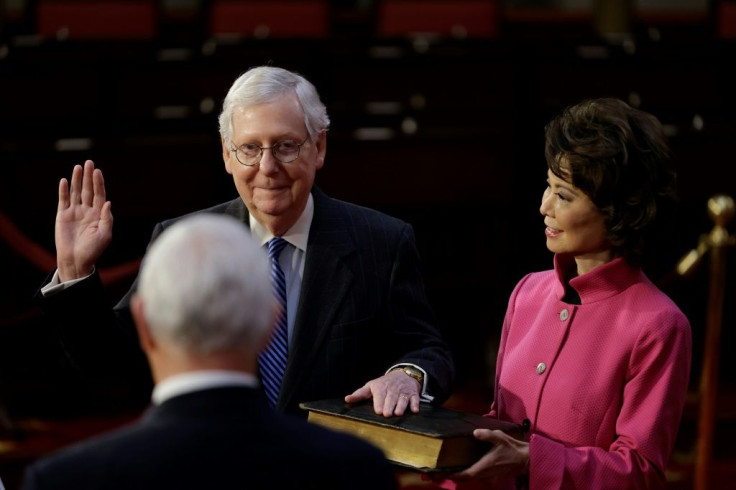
{"left": 258, "top": 237, "right": 289, "bottom": 408}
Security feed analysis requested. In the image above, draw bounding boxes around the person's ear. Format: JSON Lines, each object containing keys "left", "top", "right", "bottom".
{"left": 222, "top": 138, "right": 234, "bottom": 175}
{"left": 314, "top": 131, "right": 327, "bottom": 170}
{"left": 131, "top": 294, "right": 156, "bottom": 353}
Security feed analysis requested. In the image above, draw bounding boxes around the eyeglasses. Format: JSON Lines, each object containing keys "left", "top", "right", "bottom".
{"left": 230, "top": 137, "right": 309, "bottom": 166}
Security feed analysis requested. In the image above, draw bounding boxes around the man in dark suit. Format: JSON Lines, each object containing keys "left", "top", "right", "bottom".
{"left": 40, "top": 66, "right": 454, "bottom": 417}
{"left": 24, "top": 214, "right": 398, "bottom": 490}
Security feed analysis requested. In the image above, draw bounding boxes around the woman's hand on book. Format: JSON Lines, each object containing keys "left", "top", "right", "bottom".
{"left": 448, "top": 429, "right": 529, "bottom": 486}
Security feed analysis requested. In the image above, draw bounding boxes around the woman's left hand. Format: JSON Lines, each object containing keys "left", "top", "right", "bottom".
{"left": 448, "top": 429, "right": 530, "bottom": 486}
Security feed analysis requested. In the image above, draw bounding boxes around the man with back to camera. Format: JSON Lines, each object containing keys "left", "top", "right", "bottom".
{"left": 24, "top": 215, "right": 399, "bottom": 489}
{"left": 39, "top": 65, "right": 455, "bottom": 417}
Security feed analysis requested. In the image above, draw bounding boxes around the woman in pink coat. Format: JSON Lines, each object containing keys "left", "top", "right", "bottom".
{"left": 444, "top": 98, "right": 692, "bottom": 489}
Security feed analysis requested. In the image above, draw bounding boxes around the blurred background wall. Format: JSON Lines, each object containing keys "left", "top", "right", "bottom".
{"left": 1, "top": 0, "right": 735, "bottom": 488}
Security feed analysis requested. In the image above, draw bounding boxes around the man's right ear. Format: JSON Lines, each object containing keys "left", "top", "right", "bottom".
{"left": 222, "top": 138, "right": 234, "bottom": 175}
{"left": 131, "top": 294, "right": 156, "bottom": 352}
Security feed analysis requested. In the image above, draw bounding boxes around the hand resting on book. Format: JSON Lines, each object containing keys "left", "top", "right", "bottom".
{"left": 345, "top": 368, "right": 421, "bottom": 417}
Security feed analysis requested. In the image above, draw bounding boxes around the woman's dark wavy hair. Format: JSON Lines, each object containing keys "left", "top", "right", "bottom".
{"left": 544, "top": 98, "right": 677, "bottom": 266}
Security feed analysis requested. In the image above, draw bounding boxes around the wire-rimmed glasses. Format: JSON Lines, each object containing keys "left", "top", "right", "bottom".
{"left": 230, "top": 137, "right": 309, "bottom": 166}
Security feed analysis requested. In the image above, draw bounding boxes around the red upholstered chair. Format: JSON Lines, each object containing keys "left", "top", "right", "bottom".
{"left": 36, "top": 0, "right": 157, "bottom": 40}
{"left": 719, "top": 1, "right": 736, "bottom": 39}
{"left": 378, "top": 0, "right": 500, "bottom": 38}
{"left": 208, "top": 0, "right": 329, "bottom": 39}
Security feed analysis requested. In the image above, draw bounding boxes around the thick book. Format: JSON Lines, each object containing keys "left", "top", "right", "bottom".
{"left": 299, "top": 398, "right": 523, "bottom": 472}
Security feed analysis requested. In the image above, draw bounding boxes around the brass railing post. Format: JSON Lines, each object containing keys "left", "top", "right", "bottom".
{"left": 676, "top": 194, "right": 735, "bottom": 490}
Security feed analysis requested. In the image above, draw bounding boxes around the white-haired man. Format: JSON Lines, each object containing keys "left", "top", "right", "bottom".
{"left": 40, "top": 65, "right": 455, "bottom": 417}
{"left": 25, "top": 215, "right": 398, "bottom": 490}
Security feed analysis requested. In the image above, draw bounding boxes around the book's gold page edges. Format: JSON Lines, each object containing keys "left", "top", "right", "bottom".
{"left": 308, "top": 412, "right": 444, "bottom": 469}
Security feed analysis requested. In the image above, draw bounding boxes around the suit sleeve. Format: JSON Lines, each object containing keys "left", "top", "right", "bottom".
{"left": 19, "top": 465, "right": 42, "bottom": 490}
{"left": 35, "top": 223, "right": 169, "bottom": 388}
{"left": 388, "top": 223, "right": 455, "bottom": 404}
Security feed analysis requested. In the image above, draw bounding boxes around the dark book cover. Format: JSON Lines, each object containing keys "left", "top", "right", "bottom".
{"left": 300, "top": 398, "right": 522, "bottom": 438}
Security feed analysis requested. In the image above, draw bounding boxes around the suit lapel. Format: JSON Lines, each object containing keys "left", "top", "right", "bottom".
{"left": 222, "top": 192, "right": 356, "bottom": 410}
{"left": 279, "top": 190, "right": 355, "bottom": 410}
{"left": 224, "top": 198, "right": 250, "bottom": 225}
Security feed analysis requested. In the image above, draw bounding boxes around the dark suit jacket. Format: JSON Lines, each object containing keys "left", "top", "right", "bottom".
{"left": 21, "top": 386, "right": 398, "bottom": 490}
{"left": 40, "top": 188, "right": 455, "bottom": 415}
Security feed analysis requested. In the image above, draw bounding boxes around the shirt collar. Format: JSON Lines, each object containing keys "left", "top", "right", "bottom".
{"left": 249, "top": 193, "right": 313, "bottom": 252}
{"left": 152, "top": 370, "right": 259, "bottom": 405}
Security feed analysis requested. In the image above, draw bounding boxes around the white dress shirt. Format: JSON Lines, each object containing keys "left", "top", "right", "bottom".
{"left": 151, "top": 370, "right": 259, "bottom": 405}
{"left": 248, "top": 194, "right": 313, "bottom": 346}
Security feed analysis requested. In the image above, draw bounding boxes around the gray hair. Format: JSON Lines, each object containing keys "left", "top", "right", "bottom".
{"left": 218, "top": 66, "right": 330, "bottom": 148}
{"left": 137, "top": 214, "right": 273, "bottom": 355}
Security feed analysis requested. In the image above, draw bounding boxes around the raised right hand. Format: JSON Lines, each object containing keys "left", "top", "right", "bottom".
{"left": 55, "top": 160, "right": 113, "bottom": 282}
